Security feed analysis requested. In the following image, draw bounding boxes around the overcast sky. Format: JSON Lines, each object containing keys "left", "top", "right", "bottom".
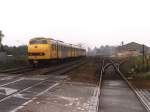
{"left": 0, "top": 0, "right": 150, "bottom": 48}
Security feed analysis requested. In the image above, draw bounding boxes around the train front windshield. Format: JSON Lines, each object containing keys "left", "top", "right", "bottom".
{"left": 30, "top": 39, "right": 47, "bottom": 44}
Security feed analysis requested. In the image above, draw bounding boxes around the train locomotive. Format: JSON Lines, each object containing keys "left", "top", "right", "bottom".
{"left": 28, "top": 37, "right": 86, "bottom": 65}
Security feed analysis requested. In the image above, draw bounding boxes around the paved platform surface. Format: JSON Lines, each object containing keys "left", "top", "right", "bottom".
{"left": 100, "top": 80, "right": 147, "bottom": 112}
{"left": 18, "top": 82, "right": 98, "bottom": 112}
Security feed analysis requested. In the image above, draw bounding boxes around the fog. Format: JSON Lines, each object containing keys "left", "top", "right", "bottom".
{"left": 0, "top": 0, "right": 150, "bottom": 48}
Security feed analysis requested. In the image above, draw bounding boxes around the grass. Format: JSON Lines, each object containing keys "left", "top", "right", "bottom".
{"left": 128, "top": 55, "right": 150, "bottom": 73}
{"left": 121, "top": 55, "right": 150, "bottom": 79}
{"left": 142, "top": 72, "right": 150, "bottom": 78}
{"left": 131, "top": 72, "right": 150, "bottom": 79}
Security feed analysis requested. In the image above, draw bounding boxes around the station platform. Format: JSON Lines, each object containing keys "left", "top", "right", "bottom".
{"left": 100, "top": 80, "right": 147, "bottom": 112}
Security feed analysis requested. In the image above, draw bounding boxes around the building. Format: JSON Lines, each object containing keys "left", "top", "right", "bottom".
{"left": 116, "top": 42, "right": 150, "bottom": 57}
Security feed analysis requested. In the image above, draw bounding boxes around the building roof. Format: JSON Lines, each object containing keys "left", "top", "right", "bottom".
{"left": 117, "top": 42, "right": 149, "bottom": 53}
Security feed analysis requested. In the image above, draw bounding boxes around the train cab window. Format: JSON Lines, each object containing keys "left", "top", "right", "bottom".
{"left": 30, "top": 39, "right": 47, "bottom": 44}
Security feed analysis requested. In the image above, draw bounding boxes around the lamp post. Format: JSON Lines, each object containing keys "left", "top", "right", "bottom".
{"left": 0, "top": 31, "right": 4, "bottom": 51}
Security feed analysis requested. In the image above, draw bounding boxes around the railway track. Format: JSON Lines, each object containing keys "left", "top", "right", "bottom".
{"left": 1, "top": 57, "right": 148, "bottom": 112}
{"left": 0, "top": 60, "right": 86, "bottom": 112}
{"left": 98, "top": 58, "right": 148, "bottom": 112}
{"left": 0, "top": 59, "right": 84, "bottom": 75}
{"left": 0, "top": 66, "right": 31, "bottom": 73}
{"left": 0, "top": 60, "right": 85, "bottom": 86}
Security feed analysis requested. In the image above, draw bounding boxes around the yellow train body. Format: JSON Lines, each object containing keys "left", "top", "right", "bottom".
{"left": 28, "top": 37, "right": 86, "bottom": 64}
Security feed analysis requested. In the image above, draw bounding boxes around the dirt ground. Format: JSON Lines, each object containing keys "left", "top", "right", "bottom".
{"left": 129, "top": 79, "right": 150, "bottom": 89}
{"left": 66, "top": 59, "right": 99, "bottom": 84}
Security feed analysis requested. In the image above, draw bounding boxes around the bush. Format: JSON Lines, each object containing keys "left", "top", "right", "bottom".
{"left": 0, "top": 55, "right": 29, "bottom": 70}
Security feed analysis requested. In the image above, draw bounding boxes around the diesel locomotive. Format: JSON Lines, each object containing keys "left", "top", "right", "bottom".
{"left": 28, "top": 37, "right": 86, "bottom": 65}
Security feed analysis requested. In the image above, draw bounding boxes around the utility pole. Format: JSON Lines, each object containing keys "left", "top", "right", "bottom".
{"left": 142, "top": 44, "right": 145, "bottom": 71}
{"left": 146, "top": 56, "right": 149, "bottom": 71}
{"left": 121, "top": 41, "right": 124, "bottom": 46}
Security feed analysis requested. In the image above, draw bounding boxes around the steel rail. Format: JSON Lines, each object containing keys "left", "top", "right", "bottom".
{"left": 96, "top": 59, "right": 105, "bottom": 112}
{"left": 0, "top": 66, "right": 31, "bottom": 73}
{"left": 0, "top": 60, "right": 85, "bottom": 87}
{"left": 96, "top": 59, "right": 113, "bottom": 112}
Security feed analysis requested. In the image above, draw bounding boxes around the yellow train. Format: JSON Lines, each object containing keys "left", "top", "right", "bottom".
{"left": 28, "top": 37, "right": 86, "bottom": 65}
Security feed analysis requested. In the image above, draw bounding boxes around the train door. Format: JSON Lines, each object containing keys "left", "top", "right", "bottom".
{"left": 69, "top": 47, "right": 71, "bottom": 58}
{"left": 61, "top": 45, "right": 66, "bottom": 59}
{"left": 57, "top": 44, "right": 61, "bottom": 59}
{"left": 51, "top": 44, "right": 55, "bottom": 59}
{"left": 71, "top": 46, "right": 73, "bottom": 57}
{"left": 54, "top": 44, "right": 57, "bottom": 58}
{"left": 68, "top": 47, "right": 71, "bottom": 58}
{"left": 56, "top": 42, "right": 58, "bottom": 59}
{"left": 48, "top": 40, "right": 52, "bottom": 59}
{"left": 64, "top": 46, "right": 67, "bottom": 58}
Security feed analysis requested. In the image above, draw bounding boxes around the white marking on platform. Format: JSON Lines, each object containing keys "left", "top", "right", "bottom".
{"left": 10, "top": 83, "right": 60, "bottom": 112}
{"left": 88, "top": 87, "right": 99, "bottom": 112}
{"left": 0, "top": 76, "right": 14, "bottom": 80}
{"left": 23, "top": 77, "right": 46, "bottom": 81}
{"left": 13, "top": 93, "right": 29, "bottom": 100}
{"left": 0, "top": 78, "right": 24, "bottom": 87}
{"left": 0, "top": 87, "right": 18, "bottom": 95}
